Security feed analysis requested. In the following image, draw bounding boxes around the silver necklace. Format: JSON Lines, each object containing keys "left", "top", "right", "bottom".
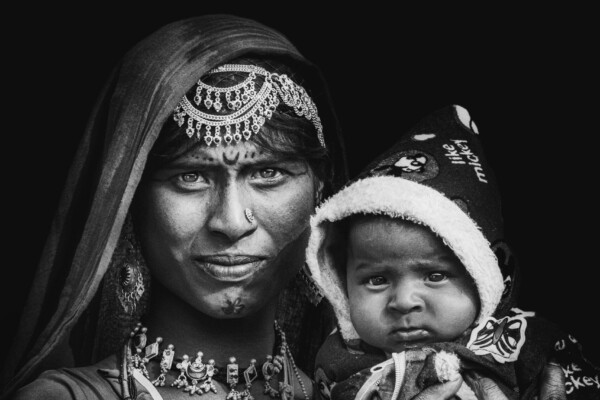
{"left": 124, "top": 321, "right": 309, "bottom": 400}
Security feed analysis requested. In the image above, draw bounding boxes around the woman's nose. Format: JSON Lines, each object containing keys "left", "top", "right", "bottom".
{"left": 206, "top": 184, "right": 256, "bottom": 242}
{"left": 387, "top": 281, "right": 424, "bottom": 314}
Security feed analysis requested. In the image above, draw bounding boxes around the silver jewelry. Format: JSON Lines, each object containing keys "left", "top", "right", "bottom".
{"left": 245, "top": 208, "right": 255, "bottom": 224}
{"left": 116, "top": 220, "right": 147, "bottom": 315}
{"left": 124, "top": 322, "right": 309, "bottom": 400}
{"left": 173, "top": 64, "right": 325, "bottom": 147}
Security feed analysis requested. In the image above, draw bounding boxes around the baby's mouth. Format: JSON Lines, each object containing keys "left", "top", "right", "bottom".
{"left": 388, "top": 328, "right": 431, "bottom": 342}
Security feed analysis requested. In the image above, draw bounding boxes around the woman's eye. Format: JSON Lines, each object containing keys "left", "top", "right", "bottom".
{"left": 174, "top": 172, "right": 208, "bottom": 186}
{"left": 427, "top": 272, "right": 447, "bottom": 283}
{"left": 180, "top": 172, "right": 201, "bottom": 182}
{"left": 367, "top": 276, "right": 388, "bottom": 286}
{"left": 257, "top": 168, "right": 280, "bottom": 179}
{"left": 251, "top": 168, "right": 288, "bottom": 184}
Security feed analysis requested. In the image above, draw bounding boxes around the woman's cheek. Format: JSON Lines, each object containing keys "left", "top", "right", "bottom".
{"left": 259, "top": 181, "right": 314, "bottom": 244}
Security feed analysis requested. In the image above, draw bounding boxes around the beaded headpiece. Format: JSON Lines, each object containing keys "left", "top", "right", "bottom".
{"left": 173, "top": 64, "right": 325, "bottom": 147}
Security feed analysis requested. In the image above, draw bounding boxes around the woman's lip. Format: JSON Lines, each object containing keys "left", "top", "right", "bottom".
{"left": 389, "top": 328, "right": 431, "bottom": 342}
{"left": 193, "top": 256, "right": 266, "bottom": 282}
{"left": 194, "top": 255, "right": 265, "bottom": 266}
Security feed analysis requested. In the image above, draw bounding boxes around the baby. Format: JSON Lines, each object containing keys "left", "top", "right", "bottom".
{"left": 306, "top": 105, "right": 599, "bottom": 400}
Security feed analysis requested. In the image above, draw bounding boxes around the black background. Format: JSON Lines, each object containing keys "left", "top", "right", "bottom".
{"left": 4, "top": 5, "right": 597, "bottom": 367}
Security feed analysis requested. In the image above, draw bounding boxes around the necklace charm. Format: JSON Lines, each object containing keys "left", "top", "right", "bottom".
{"left": 226, "top": 357, "right": 242, "bottom": 400}
{"left": 184, "top": 352, "right": 208, "bottom": 394}
{"left": 130, "top": 325, "right": 159, "bottom": 379}
{"left": 198, "top": 359, "right": 218, "bottom": 394}
{"left": 172, "top": 354, "right": 191, "bottom": 388}
{"left": 241, "top": 359, "right": 258, "bottom": 400}
{"left": 261, "top": 355, "right": 280, "bottom": 398}
{"left": 152, "top": 343, "right": 174, "bottom": 386}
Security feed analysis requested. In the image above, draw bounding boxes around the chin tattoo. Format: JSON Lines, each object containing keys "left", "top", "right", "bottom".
{"left": 222, "top": 297, "right": 246, "bottom": 315}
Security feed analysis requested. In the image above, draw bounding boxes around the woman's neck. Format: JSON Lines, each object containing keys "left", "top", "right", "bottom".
{"left": 143, "top": 282, "right": 277, "bottom": 367}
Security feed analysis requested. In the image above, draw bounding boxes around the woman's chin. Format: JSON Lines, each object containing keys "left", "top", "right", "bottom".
{"left": 193, "top": 289, "right": 275, "bottom": 319}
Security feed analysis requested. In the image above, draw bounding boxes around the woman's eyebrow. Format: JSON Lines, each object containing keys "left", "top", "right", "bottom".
{"left": 160, "top": 152, "right": 303, "bottom": 169}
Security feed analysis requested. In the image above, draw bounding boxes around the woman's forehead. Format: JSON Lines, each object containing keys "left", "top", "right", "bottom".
{"left": 169, "top": 140, "right": 294, "bottom": 166}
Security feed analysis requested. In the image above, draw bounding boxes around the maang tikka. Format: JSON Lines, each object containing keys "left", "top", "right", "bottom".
{"left": 173, "top": 64, "right": 325, "bottom": 148}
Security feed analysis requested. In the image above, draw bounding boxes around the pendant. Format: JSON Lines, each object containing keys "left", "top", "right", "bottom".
{"left": 226, "top": 357, "right": 242, "bottom": 400}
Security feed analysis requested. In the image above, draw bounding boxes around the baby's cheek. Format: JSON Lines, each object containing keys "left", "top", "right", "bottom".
{"left": 349, "top": 291, "right": 376, "bottom": 334}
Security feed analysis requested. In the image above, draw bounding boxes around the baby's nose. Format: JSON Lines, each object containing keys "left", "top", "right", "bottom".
{"left": 386, "top": 282, "right": 424, "bottom": 314}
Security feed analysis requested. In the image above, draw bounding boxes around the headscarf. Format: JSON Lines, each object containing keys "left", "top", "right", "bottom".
{"left": 1, "top": 14, "right": 348, "bottom": 397}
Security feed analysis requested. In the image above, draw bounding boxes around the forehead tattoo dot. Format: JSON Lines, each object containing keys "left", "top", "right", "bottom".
{"left": 222, "top": 151, "right": 240, "bottom": 166}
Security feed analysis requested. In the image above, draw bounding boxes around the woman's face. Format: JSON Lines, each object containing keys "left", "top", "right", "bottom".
{"left": 135, "top": 140, "right": 318, "bottom": 318}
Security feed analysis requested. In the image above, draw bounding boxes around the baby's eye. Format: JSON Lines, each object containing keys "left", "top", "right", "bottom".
{"left": 427, "top": 272, "right": 448, "bottom": 283}
{"left": 367, "top": 276, "right": 388, "bottom": 286}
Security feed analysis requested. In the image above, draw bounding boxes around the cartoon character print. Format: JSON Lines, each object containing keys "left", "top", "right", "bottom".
{"left": 395, "top": 154, "right": 428, "bottom": 173}
{"left": 467, "top": 309, "right": 528, "bottom": 363}
{"left": 454, "top": 105, "right": 480, "bottom": 134}
{"left": 315, "top": 367, "right": 335, "bottom": 400}
{"left": 553, "top": 334, "right": 600, "bottom": 396}
{"left": 368, "top": 149, "right": 439, "bottom": 182}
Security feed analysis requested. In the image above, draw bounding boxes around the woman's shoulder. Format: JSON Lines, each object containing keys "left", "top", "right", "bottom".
{"left": 13, "top": 355, "right": 124, "bottom": 400}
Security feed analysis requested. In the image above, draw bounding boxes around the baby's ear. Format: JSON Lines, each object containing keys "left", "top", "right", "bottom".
{"left": 320, "top": 221, "right": 349, "bottom": 294}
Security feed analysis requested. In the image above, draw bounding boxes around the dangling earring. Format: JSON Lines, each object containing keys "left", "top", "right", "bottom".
{"left": 95, "top": 213, "right": 151, "bottom": 361}
{"left": 297, "top": 263, "right": 324, "bottom": 306}
{"left": 116, "top": 217, "right": 146, "bottom": 314}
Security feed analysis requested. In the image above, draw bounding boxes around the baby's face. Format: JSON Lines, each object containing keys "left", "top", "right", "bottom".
{"left": 346, "top": 216, "right": 479, "bottom": 355}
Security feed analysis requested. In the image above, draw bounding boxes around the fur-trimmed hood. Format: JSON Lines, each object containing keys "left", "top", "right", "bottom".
{"left": 306, "top": 105, "right": 516, "bottom": 342}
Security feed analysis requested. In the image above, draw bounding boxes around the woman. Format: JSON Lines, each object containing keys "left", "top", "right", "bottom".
{"left": 2, "top": 14, "right": 567, "bottom": 400}
{"left": 2, "top": 14, "right": 347, "bottom": 400}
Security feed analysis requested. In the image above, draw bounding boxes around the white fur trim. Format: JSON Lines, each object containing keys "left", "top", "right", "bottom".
{"left": 306, "top": 176, "right": 504, "bottom": 341}
{"left": 434, "top": 350, "right": 461, "bottom": 382}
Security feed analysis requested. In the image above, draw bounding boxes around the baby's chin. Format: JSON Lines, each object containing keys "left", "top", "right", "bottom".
{"left": 382, "top": 342, "right": 428, "bottom": 357}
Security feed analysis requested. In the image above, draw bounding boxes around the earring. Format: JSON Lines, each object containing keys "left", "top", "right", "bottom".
{"left": 95, "top": 213, "right": 151, "bottom": 361}
{"left": 297, "top": 263, "right": 324, "bottom": 306}
{"left": 117, "top": 220, "right": 146, "bottom": 315}
{"left": 245, "top": 208, "right": 255, "bottom": 224}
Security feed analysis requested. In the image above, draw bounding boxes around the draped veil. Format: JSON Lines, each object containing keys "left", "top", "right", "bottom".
{"left": 1, "top": 14, "right": 348, "bottom": 398}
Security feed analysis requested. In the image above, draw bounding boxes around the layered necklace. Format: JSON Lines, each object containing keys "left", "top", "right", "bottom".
{"left": 122, "top": 321, "right": 308, "bottom": 400}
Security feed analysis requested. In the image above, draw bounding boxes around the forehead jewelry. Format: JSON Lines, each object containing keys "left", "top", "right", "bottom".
{"left": 244, "top": 208, "right": 255, "bottom": 224}
{"left": 173, "top": 64, "right": 325, "bottom": 148}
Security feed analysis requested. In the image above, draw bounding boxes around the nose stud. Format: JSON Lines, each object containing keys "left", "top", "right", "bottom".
{"left": 244, "top": 208, "right": 255, "bottom": 224}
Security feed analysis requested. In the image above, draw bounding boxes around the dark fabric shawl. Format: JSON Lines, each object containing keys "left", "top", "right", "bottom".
{"left": 1, "top": 14, "right": 348, "bottom": 398}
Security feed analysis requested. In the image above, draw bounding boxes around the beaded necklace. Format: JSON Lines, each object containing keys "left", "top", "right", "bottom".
{"left": 122, "top": 321, "right": 309, "bottom": 400}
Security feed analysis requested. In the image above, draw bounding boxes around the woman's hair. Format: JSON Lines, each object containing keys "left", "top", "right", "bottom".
{"left": 144, "top": 56, "right": 333, "bottom": 192}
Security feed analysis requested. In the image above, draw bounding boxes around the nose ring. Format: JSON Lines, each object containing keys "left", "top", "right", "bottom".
{"left": 244, "top": 208, "right": 255, "bottom": 224}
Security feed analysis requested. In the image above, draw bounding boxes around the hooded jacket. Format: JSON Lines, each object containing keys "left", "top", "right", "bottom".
{"left": 306, "top": 105, "right": 599, "bottom": 400}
